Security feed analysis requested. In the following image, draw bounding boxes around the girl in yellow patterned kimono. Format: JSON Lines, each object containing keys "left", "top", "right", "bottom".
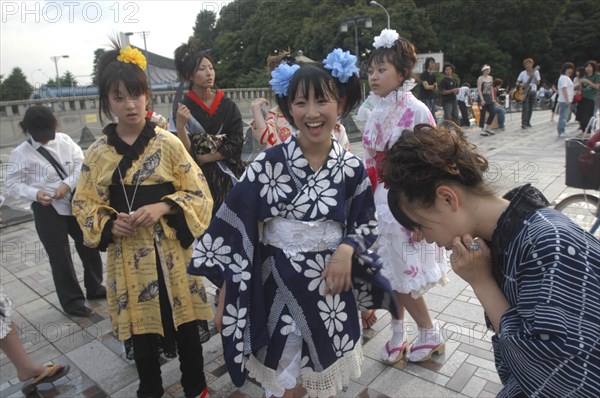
{"left": 73, "top": 44, "right": 214, "bottom": 398}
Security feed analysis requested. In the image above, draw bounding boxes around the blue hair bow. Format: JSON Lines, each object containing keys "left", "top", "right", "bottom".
{"left": 269, "top": 64, "right": 301, "bottom": 97}
{"left": 323, "top": 48, "right": 359, "bottom": 83}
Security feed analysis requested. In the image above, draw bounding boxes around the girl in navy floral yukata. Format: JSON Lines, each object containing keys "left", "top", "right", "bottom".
{"left": 189, "top": 49, "right": 397, "bottom": 398}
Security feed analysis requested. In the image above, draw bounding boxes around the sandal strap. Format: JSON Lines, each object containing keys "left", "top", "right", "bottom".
{"left": 385, "top": 340, "right": 407, "bottom": 355}
{"left": 410, "top": 343, "right": 441, "bottom": 352}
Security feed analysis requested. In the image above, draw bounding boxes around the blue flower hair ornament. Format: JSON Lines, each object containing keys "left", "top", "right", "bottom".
{"left": 323, "top": 48, "right": 360, "bottom": 83}
{"left": 269, "top": 63, "right": 301, "bottom": 97}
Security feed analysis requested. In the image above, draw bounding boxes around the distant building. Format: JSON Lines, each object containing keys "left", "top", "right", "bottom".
{"left": 30, "top": 46, "right": 178, "bottom": 100}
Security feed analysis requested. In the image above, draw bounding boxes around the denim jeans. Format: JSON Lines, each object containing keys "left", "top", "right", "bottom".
{"left": 495, "top": 106, "right": 505, "bottom": 128}
{"left": 423, "top": 98, "right": 436, "bottom": 117}
{"left": 558, "top": 101, "right": 571, "bottom": 136}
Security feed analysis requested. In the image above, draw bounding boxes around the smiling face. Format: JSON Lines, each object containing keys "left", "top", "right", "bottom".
{"left": 585, "top": 63, "right": 594, "bottom": 76}
{"left": 290, "top": 83, "right": 341, "bottom": 147}
{"left": 108, "top": 81, "right": 148, "bottom": 128}
{"left": 191, "top": 57, "right": 215, "bottom": 89}
{"left": 368, "top": 59, "right": 404, "bottom": 97}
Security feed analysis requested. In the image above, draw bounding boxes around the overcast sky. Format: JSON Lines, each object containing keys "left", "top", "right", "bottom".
{"left": 1, "top": 1, "right": 231, "bottom": 87}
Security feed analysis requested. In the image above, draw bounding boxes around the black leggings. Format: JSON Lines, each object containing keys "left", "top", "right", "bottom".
{"left": 132, "top": 253, "right": 206, "bottom": 398}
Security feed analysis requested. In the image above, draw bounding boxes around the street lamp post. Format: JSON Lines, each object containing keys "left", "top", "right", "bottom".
{"left": 340, "top": 16, "right": 372, "bottom": 66}
{"left": 125, "top": 31, "right": 152, "bottom": 86}
{"left": 50, "top": 55, "right": 69, "bottom": 92}
{"left": 369, "top": 1, "right": 390, "bottom": 29}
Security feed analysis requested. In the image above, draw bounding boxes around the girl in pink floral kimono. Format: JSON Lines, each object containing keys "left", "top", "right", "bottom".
{"left": 363, "top": 29, "right": 448, "bottom": 364}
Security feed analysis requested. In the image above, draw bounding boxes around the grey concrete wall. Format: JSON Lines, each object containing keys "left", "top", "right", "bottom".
{"left": 0, "top": 88, "right": 272, "bottom": 148}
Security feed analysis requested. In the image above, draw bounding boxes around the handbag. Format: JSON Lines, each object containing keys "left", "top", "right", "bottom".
{"left": 573, "top": 93, "right": 583, "bottom": 103}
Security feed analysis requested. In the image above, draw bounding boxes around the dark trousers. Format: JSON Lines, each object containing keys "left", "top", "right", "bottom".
{"left": 31, "top": 202, "right": 103, "bottom": 312}
{"left": 442, "top": 100, "right": 460, "bottom": 125}
{"left": 521, "top": 91, "right": 535, "bottom": 125}
{"left": 457, "top": 100, "right": 470, "bottom": 126}
{"left": 133, "top": 253, "right": 206, "bottom": 398}
{"left": 479, "top": 101, "right": 497, "bottom": 129}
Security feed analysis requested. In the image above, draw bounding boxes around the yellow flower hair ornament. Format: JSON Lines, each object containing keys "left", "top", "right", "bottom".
{"left": 117, "top": 46, "right": 147, "bottom": 70}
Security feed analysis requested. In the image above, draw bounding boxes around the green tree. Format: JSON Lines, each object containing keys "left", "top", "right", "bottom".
{"left": 548, "top": 0, "right": 600, "bottom": 84}
{"left": 45, "top": 71, "right": 78, "bottom": 88}
{"left": 193, "top": 10, "right": 217, "bottom": 50}
{"left": 0, "top": 67, "right": 33, "bottom": 101}
{"left": 91, "top": 48, "right": 106, "bottom": 85}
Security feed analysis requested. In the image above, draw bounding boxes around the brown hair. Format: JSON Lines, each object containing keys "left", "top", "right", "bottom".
{"left": 266, "top": 50, "right": 294, "bottom": 73}
{"left": 584, "top": 60, "right": 598, "bottom": 74}
{"left": 96, "top": 39, "right": 151, "bottom": 124}
{"left": 523, "top": 58, "right": 534, "bottom": 66}
{"left": 368, "top": 36, "right": 417, "bottom": 81}
{"left": 379, "top": 123, "right": 493, "bottom": 230}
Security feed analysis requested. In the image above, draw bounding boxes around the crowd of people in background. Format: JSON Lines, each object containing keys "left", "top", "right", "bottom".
{"left": 410, "top": 56, "right": 599, "bottom": 140}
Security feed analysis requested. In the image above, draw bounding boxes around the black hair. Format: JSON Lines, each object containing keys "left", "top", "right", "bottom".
{"left": 96, "top": 39, "right": 150, "bottom": 124}
{"left": 443, "top": 63, "right": 454, "bottom": 72}
{"left": 19, "top": 105, "right": 57, "bottom": 135}
{"left": 174, "top": 38, "right": 214, "bottom": 87}
{"left": 560, "top": 62, "right": 574, "bottom": 75}
{"left": 275, "top": 63, "right": 361, "bottom": 128}
{"left": 368, "top": 37, "right": 417, "bottom": 81}
{"left": 424, "top": 57, "right": 436, "bottom": 72}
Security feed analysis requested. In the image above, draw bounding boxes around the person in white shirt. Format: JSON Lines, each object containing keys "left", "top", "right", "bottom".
{"left": 456, "top": 83, "right": 471, "bottom": 127}
{"left": 5, "top": 106, "right": 105, "bottom": 317}
{"left": 557, "top": 62, "right": 575, "bottom": 138}
{"left": 515, "top": 58, "right": 541, "bottom": 129}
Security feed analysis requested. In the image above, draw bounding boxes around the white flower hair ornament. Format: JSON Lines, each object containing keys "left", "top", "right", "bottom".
{"left": 323, "top": 48, "right": 360, "bottom": 83}
{"left": 373, "top": 29, "right": 400, "bottom": 49}
{"left": 269, "top": 63, "right": 301, "bottom": 97}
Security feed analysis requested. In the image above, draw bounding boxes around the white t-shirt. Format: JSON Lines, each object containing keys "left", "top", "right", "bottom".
{"left": 517, "top": 69, "right": 541, "bottom": 92}
{"left": 557, "top": 74, "right": 574, "bottom": 103}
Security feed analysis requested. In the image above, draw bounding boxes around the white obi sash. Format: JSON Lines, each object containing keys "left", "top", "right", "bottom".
{"left": 262, "top": 217, "right": 342, "bottom": 256}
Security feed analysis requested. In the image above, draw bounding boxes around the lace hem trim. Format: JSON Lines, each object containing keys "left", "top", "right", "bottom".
{"left": 246, "top": 342, "right": 364, "bottom": 398}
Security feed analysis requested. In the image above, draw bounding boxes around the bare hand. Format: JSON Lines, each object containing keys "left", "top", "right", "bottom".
{"left": 449, "top": 234, "right": 493, "bottom": 286}
{"left": 214, "top": 284, "right": 226, "bottom": 333}
{"left": 176, "top": 103, "right": 191, "bottom": 130}
{"left": 129, "top": 203, "right": 170, "bottom": 228}
{"left": 321, "top": 244, "right": 353, "bottom": 295}
{"left": 36, "top": 190, "right": 54, "bottom": 206}
{"left": 111, "top": 212, "right": 136, "bottom": 237}
{"left": 53, "top": 183, "right": 71, "bottom": 200}
{"left": 251, "top": 98, "right": 269, "bottom": 110}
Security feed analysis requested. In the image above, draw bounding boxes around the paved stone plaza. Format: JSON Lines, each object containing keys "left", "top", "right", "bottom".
{"left": 0, "top": 109, "right": 588, "bottom": 397}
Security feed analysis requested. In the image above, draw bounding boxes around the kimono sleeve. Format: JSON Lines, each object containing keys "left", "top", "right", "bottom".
{"left": 187, "top": 158, "right": 265, "bottom": 287}
{"left": 492, "top": 214, "right": 600, "bottom": 394}
{"left": 189, "top": 153, "right": 286, "bottom": 386}
{"left": 160, "top": 135, "right": 214, "bottom": 247}
{"left": 341, "top": 158, "right": 378, "bottom": 251}
{"left": 218, "top": 99, "right": 244, "bottom": 162}
{"left": 72, "top": 140, "right": 117, "bottom": 250}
